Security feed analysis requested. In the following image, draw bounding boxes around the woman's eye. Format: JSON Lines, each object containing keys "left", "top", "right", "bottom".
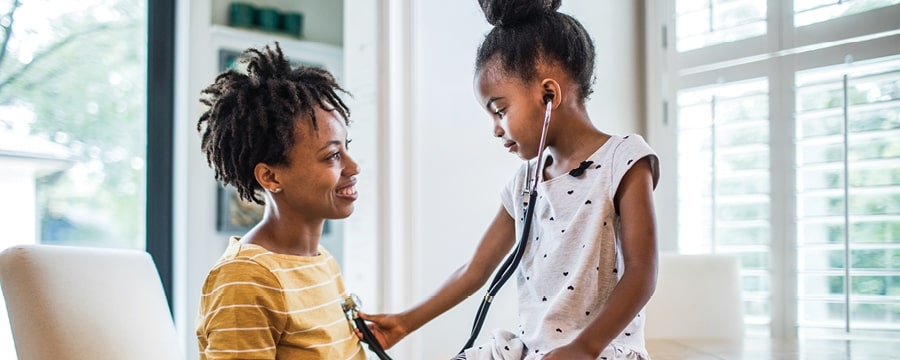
{"left": 328, "top": 152, "right": 342, "bottom": 161}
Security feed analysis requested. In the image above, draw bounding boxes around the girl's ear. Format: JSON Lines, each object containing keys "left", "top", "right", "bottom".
{"left": 540, "top": 78, "right": 562, "bottom": 108}
{"left": 254, "top": 163, "right": 281, "bottom": 193}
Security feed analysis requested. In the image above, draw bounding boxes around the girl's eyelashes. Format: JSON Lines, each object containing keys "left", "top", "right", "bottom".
{"left": 494, "top": 108, "right": 506, "bottom": 119}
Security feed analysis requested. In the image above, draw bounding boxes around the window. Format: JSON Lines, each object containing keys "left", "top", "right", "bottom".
{"left": 794, "top": 0, "right": 900, "bottom": 26}
{"left": 795, "top": 57, "right": 900, "bottom": 333}
{"left": 0, "top": 0, "right": 148, "bottom": 248}
{"left": 676, "top": 0, "right": 767, "bottom": 52}
{"left": 0, "top": 0, "right": 153, "bottom": 357}
{"left": 677, "top": 78, "right": 773, "bottom": 331}
{"left": 654, "top": 0, "right": 900, "bottom": 339}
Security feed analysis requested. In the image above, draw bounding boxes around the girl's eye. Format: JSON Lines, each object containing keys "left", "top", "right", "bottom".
{"left": 494, "top": 109, "right": 506, "bottom": 119}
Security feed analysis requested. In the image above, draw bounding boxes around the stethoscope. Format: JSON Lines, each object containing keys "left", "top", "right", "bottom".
{"left": 458, "top": 94, "right": 554, "bottom": 355}
{"left": 342, "top": 293, "right": 393, "bottom": 360}
{"left": 345, "top": 95, "right": 554, "bottom": 360}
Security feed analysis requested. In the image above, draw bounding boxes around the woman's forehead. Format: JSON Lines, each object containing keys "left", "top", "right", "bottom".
{"left": 293, "top": 108, "right": 346, "bottom": 138}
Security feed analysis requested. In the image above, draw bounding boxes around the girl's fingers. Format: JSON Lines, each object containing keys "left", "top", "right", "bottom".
{"left": 357, "top": 311, "right": 376, "bottom": 321}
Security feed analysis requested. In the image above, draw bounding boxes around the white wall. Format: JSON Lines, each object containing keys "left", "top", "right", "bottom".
{"left": 175, "top": 1, "right": 221, "bottom": 357}
{"left": 566, "top": 1, "right": 646, "bottom": 137}
{"left": 0, "top": 166, "right": 38, "bottom": 360}
{"left": 174, "top": 1, "right": 643, "bottom": 359}
{"left": 643, "top": 0, "right": 678, "bottom": 252}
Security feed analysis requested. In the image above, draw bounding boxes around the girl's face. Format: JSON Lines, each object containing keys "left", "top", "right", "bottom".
{"left": 474, "top": 61, "right": 548, "bottom": 161}
{"left": 273, "top": 107, "right": 359, "bottom": 220}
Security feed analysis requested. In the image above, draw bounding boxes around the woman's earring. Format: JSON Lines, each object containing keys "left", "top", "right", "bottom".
{"left": 270, "top": 188, "right": 282, "bottom": 194}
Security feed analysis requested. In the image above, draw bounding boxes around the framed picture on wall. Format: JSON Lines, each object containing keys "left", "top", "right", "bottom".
{"left": 216, "top": 186, "right": 264, "bottom": 233}
{"left": 216, "top": 186, "right": 333, "bottom": 236}
{"left": 218, "top": 47, "right": 326, "bottom": 73}
{"left": 218, "top": 49, "right": 242, "bottom": 71}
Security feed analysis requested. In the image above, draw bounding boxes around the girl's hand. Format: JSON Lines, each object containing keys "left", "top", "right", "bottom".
{"left": 541, "top": 342, "right": 597, "bottom": 360}
{"left": 356, "top": 311, "right": 409, "bottom": 349}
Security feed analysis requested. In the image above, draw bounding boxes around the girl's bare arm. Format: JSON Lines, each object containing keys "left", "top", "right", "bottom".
{"left": 360, "top": 205, "right": 517, "bottom": 348}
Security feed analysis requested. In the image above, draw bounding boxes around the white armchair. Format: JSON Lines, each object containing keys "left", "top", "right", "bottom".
{"left": 0, "top": 244, "right": 183, "bottom": 360}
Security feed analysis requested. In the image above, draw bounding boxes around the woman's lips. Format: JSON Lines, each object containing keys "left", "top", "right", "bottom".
{"left": 336, "top": 184, "right": 358, "bottom": 200}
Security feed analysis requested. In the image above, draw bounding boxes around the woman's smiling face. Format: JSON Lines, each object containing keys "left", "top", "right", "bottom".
{"left": 272, "top": 106, "right": 360, "bottom": 221}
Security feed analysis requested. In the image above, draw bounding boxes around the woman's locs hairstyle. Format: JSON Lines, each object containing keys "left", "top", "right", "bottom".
{"left": 475, "top": 0, "right": 596, "bottom": 101}
{"left": 197, "top": 42, "right": 351, "bottom": 205}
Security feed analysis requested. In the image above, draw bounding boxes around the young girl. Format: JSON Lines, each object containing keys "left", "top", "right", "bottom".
{"left": 361, "top": 0, "right": 659, "bottom": 359}
{"left": 195, "top": 43, "right": 366, "bottom": 360}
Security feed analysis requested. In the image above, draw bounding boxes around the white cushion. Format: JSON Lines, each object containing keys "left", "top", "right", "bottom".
{"left": 0, "top": 244, "right": 182, "bottom": 360}
{"left": 644, "top": 253, "right": 745, "bottom": 340}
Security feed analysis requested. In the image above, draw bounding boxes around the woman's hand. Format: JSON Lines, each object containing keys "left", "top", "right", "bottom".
{"left": 356, "top": 311, "right": 409, "bottom": 349}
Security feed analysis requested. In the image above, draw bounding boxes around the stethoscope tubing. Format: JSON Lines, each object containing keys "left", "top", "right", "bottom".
{"left": 459, "top": 99, "right": 553, "bottom": 355}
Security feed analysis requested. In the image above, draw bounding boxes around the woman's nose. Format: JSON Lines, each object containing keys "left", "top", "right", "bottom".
{"left": 344, "top": 153, "right": 361, "bottom": 176}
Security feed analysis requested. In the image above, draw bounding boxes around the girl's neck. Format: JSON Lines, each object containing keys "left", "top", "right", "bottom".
{"left": 543, "top": 110, "right": 609, "bottom": 181}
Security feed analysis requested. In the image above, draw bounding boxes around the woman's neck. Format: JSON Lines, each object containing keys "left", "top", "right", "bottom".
{"left": 242, "top": 210, "right": 322, "bottom": 256}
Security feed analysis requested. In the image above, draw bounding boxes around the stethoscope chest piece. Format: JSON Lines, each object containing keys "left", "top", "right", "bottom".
{"left": 341, "top": 293, "right": 393, "bottom": 360}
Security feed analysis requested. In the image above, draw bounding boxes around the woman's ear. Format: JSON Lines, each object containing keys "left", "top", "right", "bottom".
{"left": 540, "top": 79, "right": 562, "bottom": 108}
{"left": 254, "top": 163, "right": 282, "bottom": 194}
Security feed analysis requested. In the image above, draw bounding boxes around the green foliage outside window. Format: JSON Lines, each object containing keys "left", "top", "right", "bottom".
{"left": 0, "top": 0, "right": 146, "bottom": 247}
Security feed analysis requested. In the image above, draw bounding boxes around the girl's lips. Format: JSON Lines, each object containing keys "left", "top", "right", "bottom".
{"left": 504, "top": 140, "right": 517, "bottom": 152}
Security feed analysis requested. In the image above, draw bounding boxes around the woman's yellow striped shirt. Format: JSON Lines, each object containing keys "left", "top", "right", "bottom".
{"left": 197, "top": 237, "right": 366, "bottom": 360}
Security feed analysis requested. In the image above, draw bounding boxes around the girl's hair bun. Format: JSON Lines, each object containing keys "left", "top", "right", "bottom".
{"left": 478, "top": 0, "right": 561, "bottom": 27}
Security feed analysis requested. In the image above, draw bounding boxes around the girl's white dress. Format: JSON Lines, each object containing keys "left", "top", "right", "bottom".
{"left": 464, "top": 134, "right": 659, "bottom": 360}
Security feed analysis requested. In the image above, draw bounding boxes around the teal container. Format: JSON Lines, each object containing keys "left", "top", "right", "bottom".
{"left": 282, "top": 12, "right": 304, "bottom": 38}
{"left": 228, "top": 2, "right": 256, "bottom": 28}
{"left": 255, "top": 7, "right": 281, "bottom": 32}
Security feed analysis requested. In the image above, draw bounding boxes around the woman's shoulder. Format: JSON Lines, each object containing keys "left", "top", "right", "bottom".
{"left": 207, "top": 238, "right": 276, "bottom": 276}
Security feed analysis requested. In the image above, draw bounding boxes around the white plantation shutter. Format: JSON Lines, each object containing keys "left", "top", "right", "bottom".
{"left": 795, "top": 57, "right": 900, "bottom": 333}
{"left": 655, "top": 0, "right": 900, "bottom": 338}
{"left": 677, "top": 78, "right": 773, "bottom": 332}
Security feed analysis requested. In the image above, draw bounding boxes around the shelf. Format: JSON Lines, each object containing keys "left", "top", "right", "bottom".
{"left": 209, "top": 0, "right": 343, "bottom": 46}
{"left": 209, "top": 24, "right": 343, "bottom": 80}
{"left": 210, "top": 25, "right": 339, "bottom": 55}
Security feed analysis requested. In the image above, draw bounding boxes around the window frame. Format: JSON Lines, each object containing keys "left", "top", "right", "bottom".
{"left": 147, "top": 0, "right": 176, "bottom": 310}
{"left": 646, "top": 0, "right": 900, "bottom": 339}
